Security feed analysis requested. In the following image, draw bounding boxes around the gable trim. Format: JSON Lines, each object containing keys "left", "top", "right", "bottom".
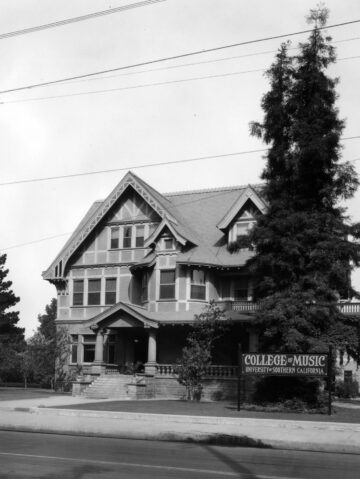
{"left": 43, "top": 171, "right": 178, "bottom": 279}
{"left": 216, "top": 186, "right": 267, "bottom": 231}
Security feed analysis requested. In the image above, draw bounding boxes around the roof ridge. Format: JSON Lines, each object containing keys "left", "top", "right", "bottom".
{"left": 164, "top": 183, "right": 263, "bottom": 197}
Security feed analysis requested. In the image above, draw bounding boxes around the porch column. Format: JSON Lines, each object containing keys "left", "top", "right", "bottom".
{"left": 145, "top": 328, "right": 157, "bottom": 376}
{"left": 91, "top": 328, "right": 106, "bottom": 375}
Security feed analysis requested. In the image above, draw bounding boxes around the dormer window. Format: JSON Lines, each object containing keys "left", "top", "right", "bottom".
{"left": 164, "top": 238, "right": 174, "bottom": 250}
{"left": 235, "top": 221, "right": 254, "bottom": 240}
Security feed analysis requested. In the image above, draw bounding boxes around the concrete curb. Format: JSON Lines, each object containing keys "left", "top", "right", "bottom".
{"left": 0, "top": 407, "right": 359, "bottom": 454}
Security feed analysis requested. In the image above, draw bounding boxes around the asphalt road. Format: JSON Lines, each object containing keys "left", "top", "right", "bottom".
{"left": 0, "top": 431, "right": 359, "bottom": 479}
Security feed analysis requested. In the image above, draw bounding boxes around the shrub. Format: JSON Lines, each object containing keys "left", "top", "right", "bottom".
{"left": 335, "top": 379, "right": 359, "bottom": 398}
{"left": 252, "top": 376, "right": 322, "bottom": 405}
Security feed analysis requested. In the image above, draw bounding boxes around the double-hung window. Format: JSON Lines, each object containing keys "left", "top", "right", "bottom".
{"left": 135, "top": 225, "right": 145, "bottom": 247}
{"left": 88, "top": 279, "right": 101, "bottom": 305}
{"left": 123, "top": 225, "right": 132, "bottom": 248}
{"left": 110, "top": 227, "right": 120, "bottom": 249}
{"left": 73, "top": 280, "right": 84, "bottom": 306}
{"left": 159, "top": 270, "right": 175, "bottom": 300}
{"left": 105, "top": 278, "right": 117, "bottom": 305}
{"left": 190, "top": 269, "right": 206, "bottom": 300}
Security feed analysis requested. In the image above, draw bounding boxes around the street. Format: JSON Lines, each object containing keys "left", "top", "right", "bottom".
{"left": 0, "top": 431, "right": 359, "bottom": 478}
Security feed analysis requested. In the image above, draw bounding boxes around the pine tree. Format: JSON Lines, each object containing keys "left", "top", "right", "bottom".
{"left": 37, "top": 298, "right": 57, "bottom": 340}
{"left": 0, "top": 254, "right": 24, "bottom": 344}
{"left": 249, "top": 6, "right": 360, "bottom": 356}
{"left": 0, "top": 253, "right": 25, "bottom": 382}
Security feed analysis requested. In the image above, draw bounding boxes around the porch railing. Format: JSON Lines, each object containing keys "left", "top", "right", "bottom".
{"left": 155, "top": 364, "right": 238, "bottom": 378}
{"left": 215, "top": 300, "right": 360, "bottom": 315}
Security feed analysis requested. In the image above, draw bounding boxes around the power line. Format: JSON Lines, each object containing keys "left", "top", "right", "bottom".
{"left": 0, "top": 68, "right": 266, "bottom": 105}
{"left": 3, "top": 53, "right": 360, "bottom": 106}
{"left": 3, "top": 154, "right": 360, "bottom": 251}
{"left": 0, "top": 149, "right": 267, "bottom": 187}
{"left": 0, "top": 0, "right": 167, "bottom": 40}
{"left": 1, "top": 18, "right": 359, "bottom": 96}
{"left": 1, "top": 232, "right": 73, "bottom": 251}
{"left": 61, "top": 36, "right": 360, "bottom": 87}
{"left": 1, "top": 140, "right": 360, "bottom": 188}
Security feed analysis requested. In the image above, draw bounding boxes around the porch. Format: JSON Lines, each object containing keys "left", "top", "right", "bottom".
{"left": 215, "top": 300, "right": 360, "bottom": 315}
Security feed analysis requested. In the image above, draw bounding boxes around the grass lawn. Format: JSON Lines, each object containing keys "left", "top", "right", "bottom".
{"left": 54, "top": 399, "right": 360, "bottom": 423}
{"left": 0, "top": 387, "right": 70, "bottom": 401}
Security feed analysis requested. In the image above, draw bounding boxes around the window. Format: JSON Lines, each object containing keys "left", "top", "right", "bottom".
{"left": 110, "top": 227, "right": 119, "bottom": 249}
{"left": 190, "top": 269, "right": 206, "bottom": 300}
{"left": 83, "top": 335, "right": 96, "bottom": 363}
{"left": 71, "top": 335, "right": 78, "bottom": 363}
{"left": 123, "top": 225, "right": 132, "bottom": 248}
{"left": 164, "top": 238, "right": 173, "bottom": 250}
{"left": 73, "top": 280, "right": 84, "bottom": 306}
{"left": 141, "top": 271, "right": 148, "bottom": 302}
{"left": 105, "top": 278, "right": 117, "bottom": 305}
{"left": 234, "top": 278, "right": 248, "bottom": 300}
{"left": 236, "top": 221, "right": 254, "bottom": 240}
{"left": 135, "top": 225, "right": 145, "bottom": 247}
{"left": 159, "top": 270, "right": 175, "bottom": 299}
{"left": 88, "top": 279, "right": 101, "bottom": 305}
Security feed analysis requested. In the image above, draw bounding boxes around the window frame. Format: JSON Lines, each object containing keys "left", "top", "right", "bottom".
{"left": 73, "top": 279, "right": 84, "bottom": 306}
{"left": 110, "top": 227, "right": 120, "bottom": 249}
{"left": 135, "top": 225, "right": 145, "bottom": 248}
{"left": 87, "top": 278, "right": 101, "bottom": 306}
{"left": 105, "top": 277, "right": 117, "bottom": 305}
{"left": 83, "top": 335, "right": 96, "bottom": 363}
{"left": 190, "top": 269, "right": 206, "bottom": 300}
{"left": 123, "top": 225, "right": 132, "bottom": 249}
{"left": 159, "top": 269, "right": 176, "bottom": 300}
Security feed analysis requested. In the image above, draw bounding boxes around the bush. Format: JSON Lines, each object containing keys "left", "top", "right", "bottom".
{"left": 335, "top": 379, "right": 359, "bottom": 398}
{"left": 252, "top": 376, "right": 322, "bottom": 405}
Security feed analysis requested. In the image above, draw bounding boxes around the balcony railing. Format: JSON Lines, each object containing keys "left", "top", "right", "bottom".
{"left": 215, "top": 300, "right": 360, "bottom": 315}
{"left": 155, "top": 364, "right": 238, "bottom": 378}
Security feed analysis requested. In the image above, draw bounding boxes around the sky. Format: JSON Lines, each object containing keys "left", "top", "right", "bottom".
{"left": 0, "top": 0, "right": 359, "bottom": 337}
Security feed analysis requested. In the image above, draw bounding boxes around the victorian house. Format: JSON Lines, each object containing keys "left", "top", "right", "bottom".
{"left": 42, "top": 171, "right": 359, "bottom": 398}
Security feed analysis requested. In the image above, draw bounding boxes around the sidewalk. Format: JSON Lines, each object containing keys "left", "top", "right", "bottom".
{"left": 0, "top": 395, "right": 360, "bottom": 453}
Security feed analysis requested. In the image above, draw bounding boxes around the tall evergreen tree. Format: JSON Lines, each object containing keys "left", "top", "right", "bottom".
{"left": 0, "top": 253, "right": 25, "bottom": 382}
{"left": 0, "top": 254, "right": 24, "bottom": 344}
{"left": 249, "top": 6, "right": 360, "bottom": 356}
{"left": 37, "top": 298, "right": 57, "bottom": 340}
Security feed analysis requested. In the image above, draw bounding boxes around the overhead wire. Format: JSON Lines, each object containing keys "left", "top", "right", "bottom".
{"left": 2, "top": 152, "right": 360, "bottom": 252}
{"left": 57, "top": 35, "right": 360, "bottom": 87}
{"left": 0, "top": 0, "right": 167, "bottom": 40}
{"left": 1, "top": 18, "right": 359, "bottom": 96}
{"left": 1, "top": 137, "right": 359, "bottom": 188}
{"left": 2, "top": 53, "right": 360, "bottom": 106}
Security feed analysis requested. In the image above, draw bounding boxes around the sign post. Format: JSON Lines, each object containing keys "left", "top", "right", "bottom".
{"left": 328, "top": 346, "right": 332, "bottom": 416}
{"left": 237, "top": 343, "right": 242, "bottom": 412}
{"left": 238, "top": 352, "right": 329, "bottom": 413}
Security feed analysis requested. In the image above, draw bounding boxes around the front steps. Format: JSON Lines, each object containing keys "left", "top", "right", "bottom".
{"left": 82, "top": 374, "right": 133, "bottom": 399}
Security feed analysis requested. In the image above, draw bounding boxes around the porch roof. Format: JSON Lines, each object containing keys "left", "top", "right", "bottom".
{"left": 81, "top": 301, "right": 254, "bottom": 330}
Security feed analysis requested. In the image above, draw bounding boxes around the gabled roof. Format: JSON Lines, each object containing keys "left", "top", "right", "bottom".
{"left": 144, "top": 217, "right": 196, "bottom": 248}
{"left": 82, "top": 301, "right": 159, "bottom": 329}
{"left": 216, "top": 185, "right": 267, "bottom": 231}
{"left": 43, "top": 171, "right": 190, "bottom": 279}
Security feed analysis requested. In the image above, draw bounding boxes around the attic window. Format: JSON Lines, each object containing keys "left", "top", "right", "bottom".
{"left": 235, "top": 221, "right": 254, "bottom": 239}
{"left": 164, "top": 238, "right": 174, "bottom": 250}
